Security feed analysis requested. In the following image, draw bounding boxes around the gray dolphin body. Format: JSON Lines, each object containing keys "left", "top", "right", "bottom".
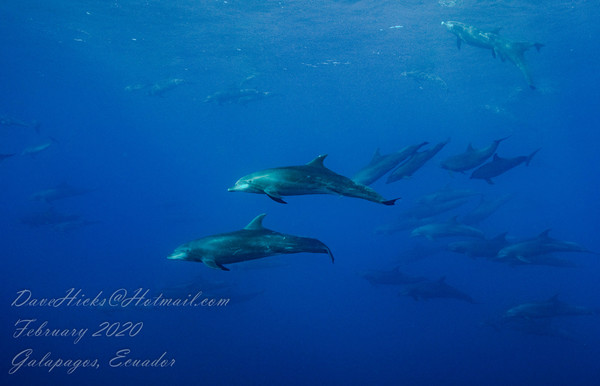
{"left": 441, "top": 21, "right": 544, "bottom": 89}
{"left": 0, "top": 115, "right": 41, "bottom": 132}
{"left": 167, "top": 214, "right": 333, "bottom": 271}
{"left": 440, "top": 137, "right": 510, "bottom": 172}
{"left": 30, "top": 183, "right": 95, "bottom": 203}
{"left": 470, "top": 148, "right": 540, "bottom": 184}
{"left": 205, "top": 88, "right": 275, "bottom": 105}
{"left": 505, "top": 295, "right": 597, "bottom": 319}
{"left": 21, "top": 139, "right": 56, "bottom": 157}
{"left": 352, "top": 142, "right": 428, "bottom": 185}
{"left": 229, "top": 155, "right": 398, "bottom": 205}
{"left": 411, "top": 217, "right": 485, "bottom": 240}
{"left": 417, "top": 187, "right": 481, "bottom": 205}
{"left": 404, "top": 198, "right": 470, "bottom": 219}
{"left": 496, "top": 229, "right": 596, "bottom": 263}
{"left": 447, "top": 232, "right": 509, "bottom": 258}
{"left": 360, "top": 267, "right": 427, "bottom": 286}
{"left": 461, "top": 193, "right": 514, "bottom": 225}
{"left": 400, "top": 276, "right": 475, "bottom": 303}
{"left": 387, "top": 139, "right": 450, "bottom": 183}
{"left": 147, "top": 78, "right": 185, "bottom": 96}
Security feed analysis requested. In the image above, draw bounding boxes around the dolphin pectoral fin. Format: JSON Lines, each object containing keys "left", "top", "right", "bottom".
{"left": 456, "top": 37, "right": 462, "bottom": 50}
{"left": 485, "top": 178, "right": 494, "bottom": 185}
{"left": 491, "top": 49, "right": 496, "bottom": 59}
{"left": 204, "top": 259, "right": 230, "bottom": 271}
{"left": 264, "top": 190, "right": 287, "bottom": 204}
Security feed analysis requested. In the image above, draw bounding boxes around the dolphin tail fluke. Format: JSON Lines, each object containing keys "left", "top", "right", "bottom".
{"left": 325, "top": 247, "right": 335, "bottom": 264}
{"left": 495, "top": 135, "right": 511, "bottom": 144}
{"left": 382, "top": 198, "right": 401, "bottom": 206}
{"left": 526, "top": 148, "right": 541, "bottom": 166}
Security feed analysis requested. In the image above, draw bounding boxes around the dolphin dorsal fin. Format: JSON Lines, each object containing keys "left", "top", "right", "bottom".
{"left": 466, "top": 143, "right": 475, "bottom": 152}
{"left": 307, "top": 154, "right": 328, "bottom": 168}
{"left": 493, "top": 153, "right": 500, "bottom": 161}
{"left": 538, "top": 229, "right": 552, "bottom": 239}
{"left": 245, "top": 213, "right": 267, "bottom": 230}
{"left": 371, "top": 148, "right": 383, "bottom": 162}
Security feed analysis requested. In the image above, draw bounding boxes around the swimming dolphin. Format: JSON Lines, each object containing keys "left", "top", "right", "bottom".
{"left": 505, "top": 295, "right": 597, "bottom": 319}
{"left": 0, "top": 115, "right": 41, "bottom": 133}
{"left": 411, "top": 216, "right": 485, "bottom": 240}
{"left": 470, "top": 148, "right": 540, "bottom": 184}
{"left": 229, "top": 155, "right": 398, "bottom": 205}
{"left": 400, "top": 276, "right": 476, "bottom": 303}
{"left": 360, "top": 267, "right": 427, "bottom": 286}
{"left": 387, "top": 139, "right": 450, "bottom": 183}
{"left": 0, "top": 153, "right": 15, "bottom": 162}
{"left": 204, "top": 89, "right": 275, "bottom": 105}
{"left": 447, "top": 232, "right": 509, "bottom": 258}
{"left": 484, "top": 316, "right": 575, "bottom": 340}
{"left": 417, "top": 186, "right": 481, "bottom": 205}
{"left": 21, "top": 138, "right": 57, "bottom": 157}
{"left": 352, "top": 142, "right": 428, "bottom": 185}
{"left": 441, "top": 21, "right": 544, "bottom": 89}
{"left": 147, "top": 78, "right": 185, "bottom": 96}
{"left": 403, "top": 198, "right": 470, "bottom": 220}
{"left": 496, "top": 229, "right": 597, "bottom": 263}
{"left": 167, "top": 214, "right": 334, "bottom": 271}
{"left": 440, "top": 136, "right": 510, "bottom": 172}
{"left": 19, "top": 208, "right": 81, "bottom": 228}
{"left": 400, "top": 70, "right": 448, "bottom": 91}
{"left": 30, "top": 182, "right": 95, "bottom": 203}
{"left": 461, "top": 193, "right": 514, "bottom": 225}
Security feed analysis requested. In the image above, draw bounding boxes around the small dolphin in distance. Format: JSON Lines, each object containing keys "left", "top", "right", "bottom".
{"left": 411, "top": 216, "right": 485, "bottom": 240}
{"left": 447, "top": 232, "right": 509, "bottom": 259}
{"left": 360, "top": 267, "right": 427, "bottom": 286}
{"left": 0, "top": 153, "right": 15, "bottom": 162}
{"left": 229, "top": 155, "right": 398, "bottom": 205}
{"left": 440, "top": 136, "right": 510, "bottom": 173}
{"left": 167, "top": 214, "right": 334, "bottom": 271}
{"left": 505, "top": 295, "right": 597, "bottom": 319}
{"left": 470, "top": 148, "right": 540, "bottom": 184}
{"left": 352, "top": 142, "right": 428, "bottom": 185}
{"left": 30, "top": 182, "right": 95, "bottom": 204}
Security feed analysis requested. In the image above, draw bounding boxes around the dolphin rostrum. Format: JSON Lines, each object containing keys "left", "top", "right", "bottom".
{"left": 440, "top": 136, "right": 510, "bottom": 173}
{"left": 229, "top": 155, "right": 399, "bottom": 205}
{"left": 167, "top": 214, "right": 334, "bottom": 271}
{"left": 470, "top": 148, "right": 540, "bottom": 184}
{"left": 441, "top": 21, "right": 544, "bottom": 89}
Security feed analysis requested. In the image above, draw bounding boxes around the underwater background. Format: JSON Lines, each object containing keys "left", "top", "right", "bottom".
{"left": 1, "top": 0, "right": 599, "bottom": 385}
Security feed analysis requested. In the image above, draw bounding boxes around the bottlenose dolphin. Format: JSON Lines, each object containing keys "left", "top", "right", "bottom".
{"left": 461, "top": 193, "right": 514, "bottom": 225}
{"left": 0, "top": 153, "right": 15, "bottom": 162}
{"left": 19, "top": 208, "right": 81, "bottom": 228}
{"left": 411, "top": 217, "right": 485, "bottom": 240}
{"left": 470, "top": 148, "right": 540, "bottom": 184}
{"left": 147, "top": 78, "right": 185, "bottom": 96}
{"left": 417, "top": 186, "right": 481, "bottom": 205}
{"left": 229, "top": 155, "right": 398, "bottom": 205}
{"left": 447, "top": 232, "right": 509, "bottom": 258}
{"left": 352, "top": 142, "right": 428, "bottom": 185}
{"left": 400, "top": 276, "right": 475, "bottom": 303}
{"left": 441, "top": 21, "right": 544, "bottom": 89}
{"left": 400, "top": 70, "right": 448, "bottom": 91}
{"left": 496, "top": 229, "right": 597, "bottom": 263}
{"left": 387, "top": 139, "right": 450, "bottom": 183}
{"left": 505, "top": 295, "right": 597, "bottom": 319}
{"left": 0, "top": 115, "right": 41, "bottom": 133}
{"left": 30, "top": 182, "right": 95, "bottom": 203}
{"left": 167, "top": 214, "right": 334, "bottom": 271}
{"left": 440, "top": 136, "right": 510, "bottom": 172}
{"left": 360, "top": 267, "right": 427, "bottom": 286}
{"left": 21, "top": 138, "right": 57, "bottom": 157}
{"left": 403, "top": 198, "right": 470, "bottom": 219}
{"left": 204, "top": 89, "right": 275, "bottom": 105}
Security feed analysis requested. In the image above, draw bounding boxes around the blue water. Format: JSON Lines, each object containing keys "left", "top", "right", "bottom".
{"left": 1, "top": 0, "right": 599, "bottom": 385}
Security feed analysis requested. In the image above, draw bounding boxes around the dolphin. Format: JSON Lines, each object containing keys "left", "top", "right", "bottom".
{"left": 400, "top": 70, "right": 448, "bottom": 91}
{"left": 411, "top": 216, "right": 485, "bottom": 240}
{"left": 360, "top": 267, "right": 427, "bottom": 286}
{"left": 505, "top": 295, "right": 597, "bottom": 319}
{"left": 484, "top": 316, "right": 575, "bottom": 340}
{"left": 19, "top": 208, "right": 81, "bottom": 228}
{"left": 0, "top": 153, "right": 15, "bottom": 162}
{"left": 229, "top": 155, "right": 399, "bottom": 205}
{"left": 470, "top": 148, "right": 540, "bottom": 184}
{"left": 374, "top": 216, "right": 434, "bottom": 235}
{"left": 461, "top": 193, "right": 514, "bottom": 225}
{"left": 447, "top": 232, "right": 509, "bottom": 258}
{"left": 21, "top": 138, "right": 57, "bottom": 157}
{"left": 416, "top": 186, "right": 481, "bottom": 205}
{"left": 495, "top": 254, "right": 577, "bottom": 268}
{"left": 352, "top": 142, "right": 428, "bottom": 185}
{"left": 400, "top": 276, "right": 475, "bottom": 303}
{"left": 147, "top": 78, "right": 185, "bottom": 96}
{"left": 496, "top": 229, "right": 597, "bottom": 263}
{"left": 440, "top": 136, "right": 510, "bottom": 172}
{"left": 441, "top": 21, "right": 544, "bottom": 89}
{"left": 204, "top": 89, "right": 275, "bottom": 105}
{"left": 167, "top": 214, "right": 334, "bottom": 271}
{"left": 30, "top": 182, "right": 95, "bottom": 203}
{"left": 387, "top": 138, "right": 450, "bottom": 183}
{"left": 0, "top": 115, "right": 41, "bottom": 133}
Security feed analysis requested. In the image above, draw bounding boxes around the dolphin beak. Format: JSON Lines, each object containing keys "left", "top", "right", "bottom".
{"left": 167, "top": 251, "right": 187, "bottom": 260}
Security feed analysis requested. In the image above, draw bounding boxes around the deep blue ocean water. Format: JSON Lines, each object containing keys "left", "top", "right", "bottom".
{"left": 1, "top": 1, "right": 599, "bottom": 385}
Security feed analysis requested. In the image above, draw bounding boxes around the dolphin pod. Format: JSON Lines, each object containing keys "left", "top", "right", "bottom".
{"left": 441, "top": 21, "right": 544, "bottom": 89}
{"left": 167, "top": 214, "right": 333, "bottom": 271}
